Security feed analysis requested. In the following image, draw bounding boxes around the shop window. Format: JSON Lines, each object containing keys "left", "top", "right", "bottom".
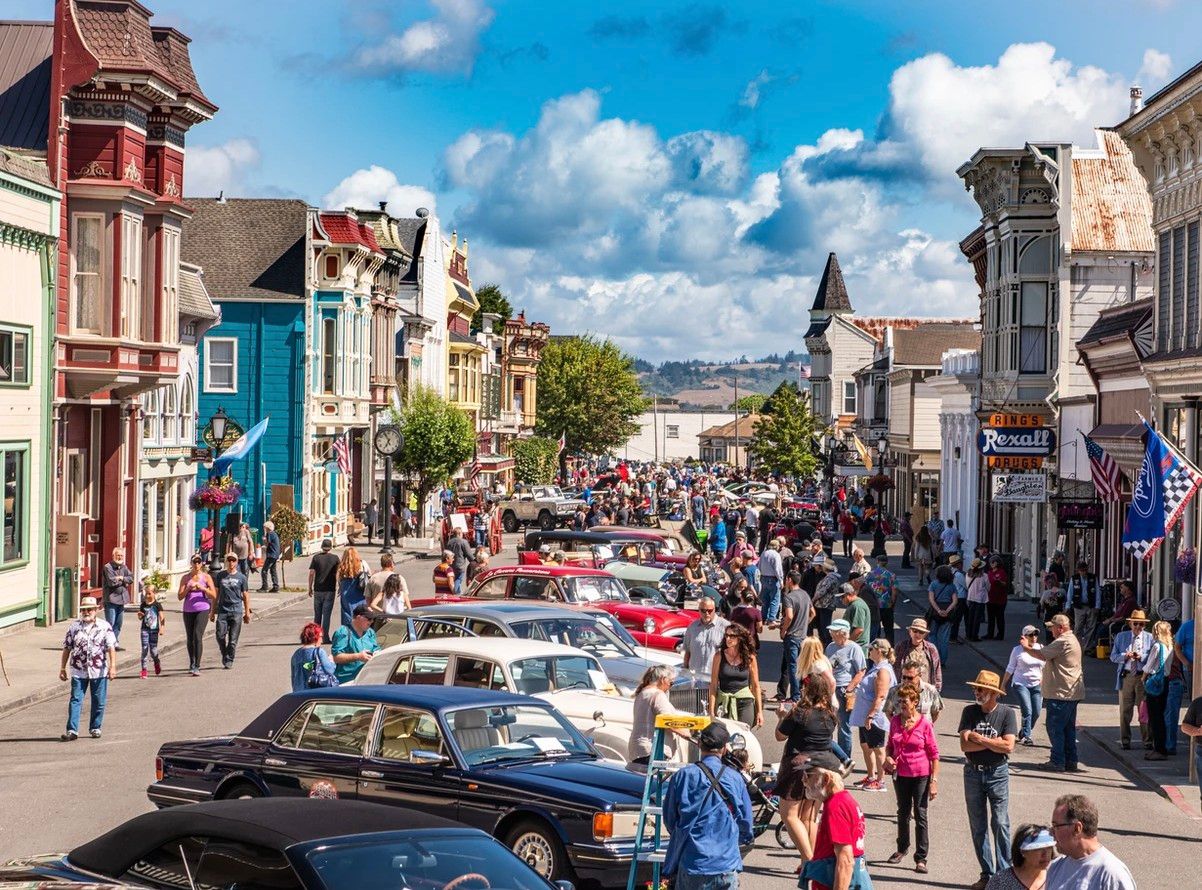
{"left": 204, "top": 338, "right": 237, "bottom": 393}
{"left": 0, "top": 326, "right": 29, "bottom": 385}
{"left": 1, "top": 444, "right": 28, "bottom": 566}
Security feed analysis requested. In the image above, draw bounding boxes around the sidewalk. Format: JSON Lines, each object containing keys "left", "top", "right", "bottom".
{"left": 0, "top": 548, "right": 428, "bottom": 720}
{"left": 869, "top": 543, "right": 1202, "bottom": 819}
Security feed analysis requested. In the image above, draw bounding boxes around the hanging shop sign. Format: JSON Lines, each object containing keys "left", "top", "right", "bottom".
{"left": 977, "top": 424, "right": 1056, "bottom": 468}
{"left": 991, "top": 472, "right": 1048, "bottom": 503}
{"left": 1057, "top": 501, "right": 1104, "bottom": 529}
{"left": 987, "top": 413, "right": 1044, "bottom": 428}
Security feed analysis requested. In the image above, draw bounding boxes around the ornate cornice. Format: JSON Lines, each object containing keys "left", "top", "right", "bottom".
{"left": 0, "top": 220, "right": 53, "bottom": 250}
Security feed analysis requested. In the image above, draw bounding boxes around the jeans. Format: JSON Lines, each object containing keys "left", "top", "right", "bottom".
{"left": 214, "top": 613, "right": 243, "bottom": 666}
{"left": 834, "top": 686, "right": 853, "bottom": 763}
{"left": 67, "top": 676, "right": 108, "bottom": 733}
{"left": 842, "top": 534, "right": 854, "bottom": 558}
{"left": 475, "top": 527, "right": 487, "bottom": 548}
{"left": 182, "top": 610, "right": 207, "bottom": 671}
{"left": 1045, "top": 699, "right": 1079, "bottom": 767}
{"left": 104, "top": 602, "right": 125, "bottom": 644}
{"left": 761, "top": 576, "right": 781, "bottom": 623}
{"left": 140, "top": 628, "right": 160, "bottom": 671}
{"left": 966, "top": 602, "right": 986, "bottom": 640}
{"left": 674, "top": 871, "right": 739, "bottom": 890}
{"left": 987, "top": 602, "right": 1006, "bottom": 640}
{"left": 931, "top": 620, "right": 951, "bottom": 666}
{"left": 312, "top": 590, "right": 336, "bottom": 642}
{"left": 893, "top": 774, "right": 930, "bottom": 860}
{"left": 963, "top": 763, "right": 1011, "bottom": 878}
{"left": 1166, "top": 678, "right": 1186, "bottom": 754}
{"left": 779, "top": 636, "right": 801, "bottom": 700}
{"left": 339, "top": 589, "right": 365, "bottom": 630}
{"left": 259, "top": 557, "right": 278, "bottom": 591}
{"left": 1012, "top": 684, "right": 1042, "bottom": 741}
{"left": 238, "top": 558, "right": 251, "bottom": 578}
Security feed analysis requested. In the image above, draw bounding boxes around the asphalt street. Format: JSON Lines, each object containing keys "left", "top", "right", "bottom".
{"left": 0, "top": 542, "right": 1198, "bottom": 888}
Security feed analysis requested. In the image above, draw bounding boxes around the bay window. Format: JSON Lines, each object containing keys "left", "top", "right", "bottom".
{"left": 1019, "top": 282, "right": 1048, "bottom": 374}
{"left": 71, "top": 214, "right": 105, "bottom": 334}
{"left": 121, "top": 215, "right": 142, "bottom": 339}
{"left": 322, "top": 317, "right": 336, "bottom": 394}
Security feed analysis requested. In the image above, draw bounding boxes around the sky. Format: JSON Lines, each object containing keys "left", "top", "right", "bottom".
{"left": 11, "top": 0, "right": 1200, "bottom": 362}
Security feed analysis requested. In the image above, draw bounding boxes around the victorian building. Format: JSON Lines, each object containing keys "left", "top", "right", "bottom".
{"left": 927, "top": 348, "right": 983, "bottom": 559}
{"left": 958, "top": 129, "right": 1154, "bottom": 596}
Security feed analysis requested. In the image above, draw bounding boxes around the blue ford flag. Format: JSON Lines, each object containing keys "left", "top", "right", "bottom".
{"left": 1123, "top": 421, "right": 1202, "bottom": 560}
{"left": 213, "top": 418, "right": 269, "bottom": 475}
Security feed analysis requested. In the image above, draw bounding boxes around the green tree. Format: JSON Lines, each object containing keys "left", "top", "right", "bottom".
{"left": 731, "top": 393, "right": 767, "bottom": 413}
{"left": 512, "top": 436, "right": 560, "bottom": 484}
{"left": 391, "top": 386, "right": 475, "bottom": 535}
{"left": 749, "top": 382, "right": 818, "bottom": 478}
{"left": 471, "top": 283, "right": 513, "bottom": 332}
{"left": 267, "top": 504, "right": 309, "bottom": 587}
{"left": 536, "top": 335, "right": 647, "bottom": 472}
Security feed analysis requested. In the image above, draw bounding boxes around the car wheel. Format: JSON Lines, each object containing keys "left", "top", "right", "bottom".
{"left": 502, "top": 511, "right": 519, "bottom": 533}
{"left": 537, "top": 511, "right": 555, "bottom": 531}
{"left": 218, "top": 781, "right": 262, "bottom": 800}
{"left": 504, "top": 819, "right": 569, "bottom": 882}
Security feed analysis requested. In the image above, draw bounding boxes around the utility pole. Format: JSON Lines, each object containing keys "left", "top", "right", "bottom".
{"left": 733, "top": 372, "right": 740, "bottom": 468}
{"left": 653, "top": 395, "right": 659, "bottom": 464}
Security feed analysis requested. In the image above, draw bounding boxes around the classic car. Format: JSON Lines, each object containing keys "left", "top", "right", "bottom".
{"left": 346, "top": 636, "right": 756, "bottom": 768}
{"left": 605, "top": 523, "right": 700, "bottom": 555}
{"left": 519, "top": 530, "right": 687, "bottom": 571}
{"left": 0, "top": 798, "right": 562, "bottom": 890}
{"left": 412, "top": 565, "right": 697, "bottom": 650}
{"left": 373, "top": 602, "right": 686, "bottom": 682}
{"left": 497, "top": 486, "right": 586, "bottom": 532}
{"left": 147, "top": 686, "right": 656, "bottom": 887}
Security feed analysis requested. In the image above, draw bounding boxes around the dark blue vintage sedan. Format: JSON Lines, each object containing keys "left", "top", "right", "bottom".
{"left": 147, "top": 686, "right": 651, "bottom": 888}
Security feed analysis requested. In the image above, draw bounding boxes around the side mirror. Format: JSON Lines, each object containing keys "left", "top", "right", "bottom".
{"left": 409, "top": 750, "right": 449, "bottom": 767}
{"left": 729, "top": 732, "right": 747, "bottom": 752}
{"left": 592, "top": 710, "right": 606, "bottom": 727}
{"left": 643, "top": 617, "right": 656, "bottom": 634}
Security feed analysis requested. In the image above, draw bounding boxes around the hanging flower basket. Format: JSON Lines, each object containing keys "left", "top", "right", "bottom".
{"left": 866, "top": 473, "right": 895, "bottom": 493}
{"left": 1175, "top": 546, "right": 1196, "bottom": 584}
{"left": 189, "top": 476, "right": 242, "bottom": 511}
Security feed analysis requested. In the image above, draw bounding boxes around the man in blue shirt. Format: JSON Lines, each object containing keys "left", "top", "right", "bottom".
{"left": 663, "top": 722, "right": 753, "bottom": 890}
{"left": 330, "top": 604, "right": 379, "bottom": 683}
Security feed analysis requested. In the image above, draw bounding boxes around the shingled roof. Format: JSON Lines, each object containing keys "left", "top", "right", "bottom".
{"left": 811, "top": 252, "right": 852, "bottom": 313}
{"left": 1078, "top": 298, "right": 1153, "bottom": 347}
{"left": 892, "top": 323, "right": 980, "bottom": 366}
{"left": 178, "top": 262, "right": 218, "bottom": 320}
{"left": 0, "top": 22, "right": 52, "bottom": 151}
{"left": 181, "top": 198, "right": 309, "bottom": 301}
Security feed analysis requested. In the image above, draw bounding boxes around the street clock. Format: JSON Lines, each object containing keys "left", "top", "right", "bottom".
{"left": 374, "top": 425, "right": 404, "bottom": 457}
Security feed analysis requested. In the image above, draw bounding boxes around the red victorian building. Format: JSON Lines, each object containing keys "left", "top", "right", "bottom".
{"left": 41, "top": 1, "right": 215, "bottom": 590}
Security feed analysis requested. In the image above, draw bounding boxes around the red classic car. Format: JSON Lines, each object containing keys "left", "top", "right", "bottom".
{"left": 411, "top": 564, "right": 695, "bottom": 652}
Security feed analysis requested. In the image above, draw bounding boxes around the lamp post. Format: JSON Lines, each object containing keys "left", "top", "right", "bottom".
{"left": 826, "top": 434, "right": 839, "bottom": 509}
{"left": 207, "top": 406, "right": 229, "bottom": 573}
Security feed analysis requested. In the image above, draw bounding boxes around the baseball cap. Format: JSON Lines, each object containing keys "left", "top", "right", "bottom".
{"left": 697, "top": 721, "right": 731, "bottom": 750}
{"left": 829, "top": 619, "right": 851, "bottom": 634}
{"left": 321, "top": 538, "right": 334, "bottom": 551}
{"left": 1021, "top": 625, "right": 1039, "bottom": 637}
{"left": 799, "top": 750, "right": 843, "bottom": 773}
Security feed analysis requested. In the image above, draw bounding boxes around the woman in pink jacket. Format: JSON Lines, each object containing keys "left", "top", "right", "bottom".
{"left": 884, "top": 685, "right": 940, "bottom": 875}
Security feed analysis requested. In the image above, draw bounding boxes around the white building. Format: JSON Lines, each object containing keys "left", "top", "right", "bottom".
{"left": 928, "top": 349, "right": 983, "bottom": 556}
{"left": 623, "top": 409, "right": 730, "bottom": 462}
{"left": 0, "top": 149, "right": 58, "bottom": 629}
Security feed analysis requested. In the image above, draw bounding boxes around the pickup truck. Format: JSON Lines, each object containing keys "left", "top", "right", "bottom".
{"left": 497, "top": 485, "right": 586, "bottom": 532}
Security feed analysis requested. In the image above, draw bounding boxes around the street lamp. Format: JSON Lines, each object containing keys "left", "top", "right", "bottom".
{"left": 876, "top": 435, "right": 887, "bottom": 458}
{"left": 208, "top": 406, "right": 230, "bottom": 572}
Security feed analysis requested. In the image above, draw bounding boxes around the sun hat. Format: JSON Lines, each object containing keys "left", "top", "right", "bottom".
{"left": 828, "top": 619, "right": 851, "bottom": 634}
{"left": 970, "top": 558, "right": 984, "bottom": 570}
{"left": 948, "top": 554, "right": 963, "bottom": 566}
{"left": 78, "top": 596, "right": 99, "bottom": 611}
{"left": 1019, "top": 829, "right": 1057, "bottom": 852}
{"left": 1128, "top": 609, "right": 1149, "bottom": 623}
{"left": 966, "top": 669, "right": 1006, "bottom": 696}
{"left": 907, "top": 618, "right": 929, "bottom": 634}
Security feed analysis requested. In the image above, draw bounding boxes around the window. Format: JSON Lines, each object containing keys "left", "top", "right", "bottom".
{"left": 65, "top": 450, "right": 90, "bottom": 516}
{"left": 512, "top": 576, "right": 555, "bottom": 600}
{"left": 453, "top": 657, "right": 506, "bottom": 690}
{"left": 160, "top": 227, "right": 180, "bottom": 344}
{"left": 1173, "top": 225, "right": 1187, "bottom": 350}
{"left": 2, "top": 445, "right": 28, "bottom": 565}
{"left": 71, "top": 214, "right": 105, "bottom": 334}
{"left": 325, "top": 254, "right": 340, "bottom": 279}
{"left": 204, "top": 337, "right": 237, "bottom": 393}
{"left": 842, "top": 380, "right": 856, "bottom": 415}
{"left": 449, "top": 353, "right": 461, "bottom": 402}
{"left": 193, "top": 840, "right": 299, "bottom": 890}
{"left": 297, "top": 702, "right": 376, "bottom": 755}
{"left": 471, "top": 577, "right": 508, "bottom": 599}
{"left": 273, "top": 704, "right": 312, "bottom": 748}
{"left": 161, "top": 385, "right": 177, "bottom": 444}
{"left": 322, "top": 317, "right": 336, "bottom": 394}
{"left": 141, "top": 388, "right": 159, "bottom": 441}
{"left": 388, "top": 654, "right": 449, "bottom": 685}
{"left": 666, "top": 424, "right": 679, "bottom": 439}
{"left": 373, "top": 707, "right": 446, "bottom": 760}
{"left": 179, "top": 378, "right": 194, "bottom": 443}
{"left": 120, "top": 215, "right": 142, "bottom": 339}
{"left": 466, "top": 618, "right": 508, "bottom": 637}
{"left": 1019, "top": 282, "right": 1048, "bottom": 374}
{"left": 1159, "top": 229, "right": 1172, "bottom": 352}
{"left": 0, "top": 326, "right": 29, "bottom": 385}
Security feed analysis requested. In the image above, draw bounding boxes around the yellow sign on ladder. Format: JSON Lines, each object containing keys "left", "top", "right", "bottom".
{"left": 654, "top": 714, "right": 710, "bottom": 731}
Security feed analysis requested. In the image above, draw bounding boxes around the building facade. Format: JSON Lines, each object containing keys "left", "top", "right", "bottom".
{"left": 927, "top": 349, "right": 983, "bottom": 556}
{"left": 624, "top": 408, "right": 729, "bottom": 463}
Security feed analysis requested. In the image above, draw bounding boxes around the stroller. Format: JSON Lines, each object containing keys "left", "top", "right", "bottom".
{"left": 723, "top": 748, "right": 786, "bottom": 851}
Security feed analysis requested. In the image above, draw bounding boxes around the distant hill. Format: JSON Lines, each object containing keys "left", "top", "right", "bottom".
{"left": 635, "top": 352, "right": 810, "bottom": 409}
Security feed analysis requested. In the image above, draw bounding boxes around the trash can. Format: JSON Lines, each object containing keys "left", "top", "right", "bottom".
{"left": 54, "top": 568, "right": 77, "bottom": 624}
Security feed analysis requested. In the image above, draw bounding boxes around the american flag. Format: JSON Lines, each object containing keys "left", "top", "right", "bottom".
{"left": 468, "top": 459, "right": 482, "bottom": 482}
{"left": 333, "top": 432, "right": 352, "bottom": 475}
{"left": 1082, "top": 433, "right": 1122, "bottom": 501}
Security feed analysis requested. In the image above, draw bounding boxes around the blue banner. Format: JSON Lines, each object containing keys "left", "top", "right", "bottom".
{"left": 213, "top": 418, "right": 269, "bottom": 475}
{"left": 1122, "top": 422, "right": 1165, "bottom": 559}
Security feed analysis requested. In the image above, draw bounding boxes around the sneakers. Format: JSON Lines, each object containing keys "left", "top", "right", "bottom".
{"left": 154, "top": 661, "right": 161, "bottom": 676}
{"left": 60, "top": 731, "right": 78, "bottom": 742}
{"left": 839, "top": 758, "right": 854, "bottom": 777}
{"left": 1020, "top": 737, "right": 1035, "bottom": 747}
{"left": 862, "top": 779, "right": 887, "bottom": 792}
{"left": 850, "top": 777, "right": 869, "bottom": 788}
{"left": 89, "top": 729, "right": 102, "bottom": 738}
{"left": 140, "top": 669, "right": 147, "bottom": 679}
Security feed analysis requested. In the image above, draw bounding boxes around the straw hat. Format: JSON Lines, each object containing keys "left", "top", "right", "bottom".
{"left": 907, "top": 618, "right": 930, "bottom": 634}
{"left": 966, "top": 669, "right": 1006, "bottom": 696}
{"left": 1127, "top": 610, "right": 1149, "bottom": 624}
{"left": 78, "top": 596, "right": 99, "bottom": 612}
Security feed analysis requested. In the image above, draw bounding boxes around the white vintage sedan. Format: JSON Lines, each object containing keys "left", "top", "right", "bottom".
{"left": 349, "top": 636, "right": 764, "bottom": 770}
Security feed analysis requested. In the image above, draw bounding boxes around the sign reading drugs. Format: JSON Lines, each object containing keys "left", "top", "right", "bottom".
{"left": 991, "top": 472, "right": 1048, "bottom": 503}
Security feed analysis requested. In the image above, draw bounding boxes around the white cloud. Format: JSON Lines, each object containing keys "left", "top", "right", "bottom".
{"left": 739, "top": 69, "right": 774, "bottom": 109}
{"left": 323, "top": 165, "right": 436, "bottom": 216}
{"left": 354, "top": 0, "right": 495, "bottom": 76}
{"left": 1138, "top": 48, "right": 1173, "bottom": 86}
{"left": 186, "top": 138, "right": 260, "bottom": 196}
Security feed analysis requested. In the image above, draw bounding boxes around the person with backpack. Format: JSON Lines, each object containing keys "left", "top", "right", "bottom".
{"left": 290, "top": 621, "right": 338, "bottom": 691}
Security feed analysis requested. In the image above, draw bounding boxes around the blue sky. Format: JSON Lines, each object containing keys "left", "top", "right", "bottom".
{"left": 13, "top": 0, "right": 1199, "bottom": 361}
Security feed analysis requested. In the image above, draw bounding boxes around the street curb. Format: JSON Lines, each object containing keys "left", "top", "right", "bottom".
{"left": 0, "top": 552, "right": 423, "bottom": 721}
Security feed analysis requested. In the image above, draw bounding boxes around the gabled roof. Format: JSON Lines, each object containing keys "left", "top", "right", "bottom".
{"left": 811, "top": 252, "right": 852, "bottom": 313}
{"left": 181, "top": 198, "right": 310, "bottom": 301}
{"left": 0, "top": 145, "right": 51, "bottom": 187}
{"left": 891, "top": 323, "right": 980, "bottom": 366}
{"left": 0, "top": 22, "right": 52, "bottom": 151}
{"left": 1070, "top": 131, "right": 1154, "bottom": 254}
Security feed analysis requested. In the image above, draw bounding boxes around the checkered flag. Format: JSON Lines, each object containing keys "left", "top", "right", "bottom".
{"left": 1123, "top": 421, "right": 1202, "bottom": 560}
{"left": 1161, "top": 438, "right": 1202, "bottom": 534}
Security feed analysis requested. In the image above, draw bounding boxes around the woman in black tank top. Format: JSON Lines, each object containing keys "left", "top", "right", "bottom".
{"left": 707, "top": 623, "right": 762, "bottom": 727}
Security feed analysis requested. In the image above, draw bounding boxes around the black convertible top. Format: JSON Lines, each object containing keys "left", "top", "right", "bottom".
{"left": 68, "top": 799, "right": 464, "bottom": 877}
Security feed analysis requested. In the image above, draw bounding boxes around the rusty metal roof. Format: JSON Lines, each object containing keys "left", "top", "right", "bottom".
{"left": 0, "top": 21, "right": 52, "bottom": 151}
{"left": 1070, "top": 130, "right": 1154, "bottom": 254}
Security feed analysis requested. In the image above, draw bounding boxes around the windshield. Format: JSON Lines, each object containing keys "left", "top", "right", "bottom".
{"left": 509, "top": 654, "right": 607, "bottom": 694}
{"left": 448, "top": 704, "right": 595, "bottom": 766}
{"left": 306, "top": 834, "right": 551, "bottom": 890}
{"left": 564, "top": 575, "right": 630, "bottom": 604}
{"left": 511, "top": 618, "right": 637, "bottom": 658}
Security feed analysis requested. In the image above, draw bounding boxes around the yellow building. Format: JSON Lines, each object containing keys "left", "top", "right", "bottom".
{"left": 444, "top": 232, "right": 485, "bottom": 428}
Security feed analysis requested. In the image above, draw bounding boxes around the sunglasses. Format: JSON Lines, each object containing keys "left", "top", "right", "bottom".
{"left": 699, "top": 608, "right": 715, "bottom": 614}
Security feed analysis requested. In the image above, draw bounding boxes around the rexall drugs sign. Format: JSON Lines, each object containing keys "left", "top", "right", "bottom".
{"left": 977, "top": 426, "right": 1056, "bottom": 457}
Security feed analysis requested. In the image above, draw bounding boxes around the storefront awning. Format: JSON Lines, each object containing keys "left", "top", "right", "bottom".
{"left": 1088, "top": 423, "right": 1145, "bottom": 473}
{"left": 478, "top": 455, "right": 515, "bottom": 471}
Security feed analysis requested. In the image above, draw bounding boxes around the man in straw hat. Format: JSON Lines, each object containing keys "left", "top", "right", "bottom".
{"left": 958, "top": 668, "right": 1018, "bottom": 890}
{"left": 1022, "top": 613, "right": 1085, "bottom": 773}
{"left": 1110, "top": 609, "right": 1154, "bottom": 750}
{"left": 58, "top": 596, "right": 117, "bottom": 741}
{"left": 896, "top": 617, "right": 943, "bottom": 692}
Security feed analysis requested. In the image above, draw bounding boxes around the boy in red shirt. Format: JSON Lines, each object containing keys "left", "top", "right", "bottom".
{"left": 800, "top": 751, "right": 870, "bottom": 890}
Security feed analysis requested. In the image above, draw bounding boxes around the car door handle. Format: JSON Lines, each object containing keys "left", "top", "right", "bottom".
{"left": 265, "top": 757, "right": 288, "bottom": 767}
{"left": 361, "top": 770, "right": 384, "bottom": 779}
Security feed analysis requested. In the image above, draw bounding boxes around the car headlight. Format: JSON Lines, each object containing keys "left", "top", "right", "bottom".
{"left": 596, "top": 811, "right": 656, "bottom": 840}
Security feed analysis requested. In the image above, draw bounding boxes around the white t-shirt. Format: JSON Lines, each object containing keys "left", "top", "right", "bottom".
{"left": 1046, "top": 847, "right": 1136, "bottom": 890}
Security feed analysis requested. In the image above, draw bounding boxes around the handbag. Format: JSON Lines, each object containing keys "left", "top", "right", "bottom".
{"left": 1144, "top": 644, "right": 1167, "bottom": 696}
{"left": 303, "top": 646, "right": 339, "bottom": 689}
{"left": 1138, "top": 699, "right": 1149, "bottom": 724}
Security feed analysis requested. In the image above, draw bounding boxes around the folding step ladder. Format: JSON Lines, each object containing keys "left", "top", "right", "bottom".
{"left": 626, "top": 714, "right": 710, "bottom": 890}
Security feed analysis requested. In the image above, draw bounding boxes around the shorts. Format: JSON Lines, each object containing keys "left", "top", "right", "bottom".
{"left": 859, "top": 724, "right": 886, "bottom": 748}
{"left": 776, "top": 752, "right": 821, "bottom": 801}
